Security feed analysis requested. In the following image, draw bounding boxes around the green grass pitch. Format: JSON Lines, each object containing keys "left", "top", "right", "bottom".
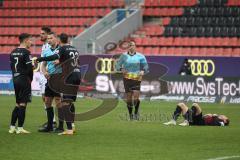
{"left": 0, "top": 95, "right": 239, "bottom": 160}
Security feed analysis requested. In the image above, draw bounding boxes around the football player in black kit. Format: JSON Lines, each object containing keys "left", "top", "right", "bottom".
{"left": 164, "top": 102, "right": 230, "bottom": 127}
{"left": 36, "top": 33, "right": 81, "bottom": 135}
{"left": 9, "top": 33, "right": 36, "bottom": 134}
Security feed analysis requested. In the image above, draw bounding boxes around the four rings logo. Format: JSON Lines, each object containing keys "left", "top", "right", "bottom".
{"left": 95, "top": 58, "right": 116, "bottom": 74}
{"left": 188, "top": 59, "right": 215, "bottom": 76}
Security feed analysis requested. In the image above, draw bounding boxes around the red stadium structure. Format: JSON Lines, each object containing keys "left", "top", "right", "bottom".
{"left": 0, "top": 0, "right": 239, "bottom": 56}
{"left": 0, "top": 0, "right": 125, "bottom": 54}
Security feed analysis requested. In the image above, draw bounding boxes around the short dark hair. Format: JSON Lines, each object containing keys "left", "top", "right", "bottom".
{"left": 19, "top": 33, "right": 31, "bottom": 43}
{"left": 59, "top": 33, "right": 68, "bottom": 44}
{"left": 48, "top": 31, "right": 57, "bottom": 37}
{"left": 41, "top": 26, "right": 51, "bottom": 34}
{"left": 128, "top": 39, "right": 136, "bottom": 44}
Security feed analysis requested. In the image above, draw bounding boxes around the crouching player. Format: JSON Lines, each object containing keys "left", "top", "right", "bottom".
{"left": 36, "top": 33, "right": 81, "bottom": 135}
{"left": 164, "top": 103, "right": 230, "bottom": 126}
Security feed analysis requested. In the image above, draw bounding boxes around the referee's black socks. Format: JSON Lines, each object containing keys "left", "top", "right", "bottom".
{"left": 134, "top": 100, "right": 140, "bottom": 115}
{"left": 127, "top": 101, "right": 133, "bottom": 115}
{"left": 18, "top": 106, "right": 26, "bottom": 127}
{"left": 46, "top": 107, "right": 54, "bottom": 129}
{"left": 10, "top": 106, "right": 19, "bottom": 126}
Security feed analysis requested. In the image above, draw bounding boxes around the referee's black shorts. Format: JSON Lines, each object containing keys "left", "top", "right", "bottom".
{"left": 62, "top": 70, "right": 81, "bottom": 102}
{"left": 45, "top": 81, "right": 60, "bottom": 97}
{"left": 13, "top": 75, "right": 32, "bottom": 103}
{"left": 123, "top": 78, "right": 141, "bottom": 93}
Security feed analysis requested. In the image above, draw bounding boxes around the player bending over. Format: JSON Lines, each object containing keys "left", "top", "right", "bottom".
{"left": 164, "top": 103, "right": 229, "bottom": 126}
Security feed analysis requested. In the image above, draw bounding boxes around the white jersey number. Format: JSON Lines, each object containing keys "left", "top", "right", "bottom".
{"left": 69, "top": 52, "right": 79, "bottom": 67}
{"left": 14, "top": 57, "right": 19, "bottom": 72}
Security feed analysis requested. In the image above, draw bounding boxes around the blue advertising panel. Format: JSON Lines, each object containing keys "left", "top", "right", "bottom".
{"left": 0, "top": 71, "right": 14, "bottom": 90}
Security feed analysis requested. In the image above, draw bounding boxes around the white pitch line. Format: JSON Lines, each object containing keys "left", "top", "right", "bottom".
{"left": 206, "top": 155, "right": 240, "bottom": 160}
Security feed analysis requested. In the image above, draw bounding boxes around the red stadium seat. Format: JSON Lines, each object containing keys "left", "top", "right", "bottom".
{"left": 204, "top": 48, "right": 214, "bottom": 56}
{"left": 143, "top": 47, "right": 152, "bottom": 54}
{"left": 174, "top": 47, "right": 183, "bottom": 55}
{"left": 159, "top": 47, "right": 167, "bottom": 55}
{"left": 223, "top": 48, "right": 232, "bottom": 56}
{"left": 172, "top": 37, "right": 180, "bottom": 46}
{"left": 142, "top": 37, "right": 151, "bottom": 46}
{"left": 191, "top": 48, "right": 200, "bottom": 56}
{"left": 227, "top": 0, "right": 240, "bottom": 6}
{"left": 162, "top": 17, "right": 171, "bottom": 25}
{"left": 151, "top": 47, "right": 159, "bottom": 55}
{"left": 232, "top": 48, "right": 240, "bottom": 56}
{"left": 137, "top": 47, "right": 144, "bottom": 53}
{"left": 199, "top": 47, "right": 208, "bottom": 56}
{"left": 134, "top": 37, "right": 142, "bottom": 46}
{"left": 166, "top": 47, "right": 174, "bottom": 55}
{"left": 151, "top": 37, "right": 159, "bottom": 46}
{"left": 182, "top": 47, "right": 192, "bottom": 55}
{"left": 156, "top": 27, "right": 164, "bottom": 36}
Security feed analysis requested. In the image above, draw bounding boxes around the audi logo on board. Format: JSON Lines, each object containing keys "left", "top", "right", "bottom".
{"left": 94, "top": 58, "right": 215, "bottom": 76}
{"left": 95, "top": 58, "right": 116, "bottom": 74}
{"left": 188, "top": 59, "right": 215, "bottom": 76}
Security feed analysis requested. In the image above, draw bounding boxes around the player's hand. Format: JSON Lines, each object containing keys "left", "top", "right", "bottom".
{"left": 31, "top": 57, "right": 37, "bottom": 66}
{"left": 139, "top": 71, "right": 144, "bottom": 76}
{"left": 121, "top": 68, "right": 127, "bottom": 74}
{"left": 44, "top": 72, "right": 50, "bottom": 79}
{"left": 54, "top": 59, "right": 60, "bottom": 65}
{"left": 31, "top": 57, "right": 39, "bottom": 71}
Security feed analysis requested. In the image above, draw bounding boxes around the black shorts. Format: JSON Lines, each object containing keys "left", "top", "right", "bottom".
{"left": 13, "top": 75, "right": 31, "bottom": 103}
{"left": 45, "top": 81, "right": 60, "bottom": 97}
{"left": 123, "top": 78, "right": 141, "bottom": 93}
{"left": 189, "top": 112, "right": 205, "bottom": 126}
{"left": 62, "top": 71, "right": 81, "bottom": 102}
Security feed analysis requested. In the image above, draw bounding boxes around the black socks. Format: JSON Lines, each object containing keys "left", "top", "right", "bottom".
{"left": 10, "top": 106, "right": 19, "bottom": 126}
{"left": 46, "top": 107, "right": 54, "bottom": 129}
{"left": 127, "top": 101, "right": 133, "bottom": 115}
{"left": 70, "top": 103, "right": 75, "bottom": 123}
{"left": 134, "top": 100, "right": 140, "bottom": 114}
{"left": 10, "top": 105, "right": 26, "bottom": 127}
{"left": 63, "top": 104, "right": 74, "bottom": 130}
{"left": 57, "top": 103, "right": 75, "bottom": 130}
{"left": 183, "top": 110, "right": 191, "bottom": 122}
{"left": 18, "top": 106, "right": 26, "bottom": 127}
{"left": 173, "top": 105, "right": 182, "bottom": 121}
{"left": 127, "top": 100, "right": 140, "bottom": 114}
{"left": 57, "top": 107, "right": 64, "bottom": 129}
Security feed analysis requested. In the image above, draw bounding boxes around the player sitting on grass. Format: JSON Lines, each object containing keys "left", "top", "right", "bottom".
{"left": 164, "top": 103, "right": 230, "bottom": 126}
